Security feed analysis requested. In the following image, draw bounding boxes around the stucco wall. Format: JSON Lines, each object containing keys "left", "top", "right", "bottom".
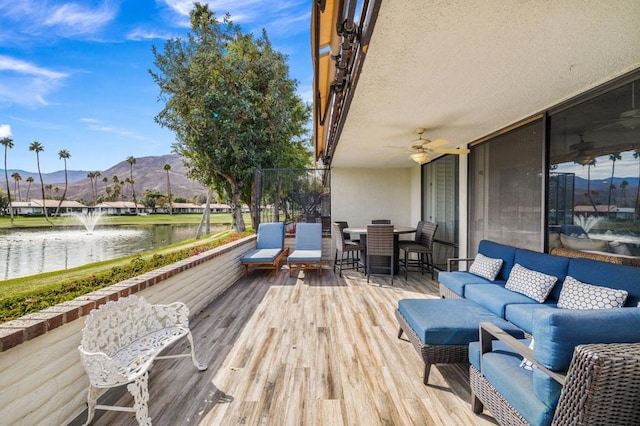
{"left": 0, "top": 235, "right": 255, "bottom": 426}
{"left": 331, "top": 167, "right": 415, "bottom": 228}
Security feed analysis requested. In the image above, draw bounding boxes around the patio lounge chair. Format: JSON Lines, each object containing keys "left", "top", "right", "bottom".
{"left": 240, "top": 222, "right": 288, "bottom": 277}
{"left": 288, "top": 223, "right": 323, "bottom": 276}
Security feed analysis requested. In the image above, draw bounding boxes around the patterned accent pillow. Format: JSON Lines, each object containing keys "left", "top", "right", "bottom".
{"left": 505, "top": 263, "right": 558, "bottom": 303}
{"left": 557, "top": 276, "right": 628, "bottom": 309}
{"left": 519, "top": 338, "right": 536, "bottom": 371}
{"left": 468, "top": 253, "right": 503, "bottom": 281}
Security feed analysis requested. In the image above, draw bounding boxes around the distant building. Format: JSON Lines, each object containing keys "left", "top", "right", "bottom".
{"left": 11, "top": 199, "right": 88, "bottom": 216}
{"left": 574, "top": 205, "right": 635, "bottom": 220}
{"left": 94, "top": 201, "right": 144, "bottom": 215}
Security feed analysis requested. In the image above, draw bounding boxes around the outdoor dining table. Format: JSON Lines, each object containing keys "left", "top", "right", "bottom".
{"left": 344, "top": 226, "right": 416, "bottom": 274}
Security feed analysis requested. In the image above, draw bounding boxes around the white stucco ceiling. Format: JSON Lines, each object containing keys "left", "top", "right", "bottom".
{"left": 332, "top": 1, "right": 640, "bottom": 168}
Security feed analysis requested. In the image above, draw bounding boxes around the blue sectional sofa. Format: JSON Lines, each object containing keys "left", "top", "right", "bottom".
{"left": 398, "top": 240, "right": 640, "bottom": 425}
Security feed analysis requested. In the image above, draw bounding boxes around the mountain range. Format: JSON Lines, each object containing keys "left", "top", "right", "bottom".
{"left": 1, "top": 154, "right": 207, "bottom": 203}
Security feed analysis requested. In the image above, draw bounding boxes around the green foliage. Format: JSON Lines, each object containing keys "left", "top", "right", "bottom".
{"left": 150, "top": 3, "right": 311, "bottom": 232}
{"left": 0, "top": 231, "right": 253, "bottom": 322}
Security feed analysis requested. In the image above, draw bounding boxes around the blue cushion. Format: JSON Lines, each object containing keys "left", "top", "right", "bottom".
{"left": 294, "top": 223, "right": 322, "bottom": 250}
{"left": 533, "top": 308, "right": 640, "bottom": 371}
{"left": 468, "top": 338, "right": 531, "bottom": 370}
{"left": 533, "top": 368, "right": 563, "bottom": 411}
{"left": 567, "top": 258, "right": 640, "bottom": 306}
{"left": 438, "top": 271, "right": 500, "bottom": 297}
{"left": 397, "top": 299, "right": 524, "bottom": 345}
{"left": 240, "top": 248, "right": 282, "bottom": 263}
{"left": 287, "top": 250, "right": 322, "bottom": 262}
{"left": 478, "top": 240, "right": 517, "bottom": 281}
{"left": 514, "top": 249, "right": 569, "bottom": 301}
{"left": 465, "top": 284, "right": 539, "bottom": 318}
{"left": 481, "top": 351, "right": 557, "bottom": 426}
{"left": 256, "top": 222, "right": 284, "bottom": 250}
{"left": 504, "top": 303, "right": 557, "bottom": 334}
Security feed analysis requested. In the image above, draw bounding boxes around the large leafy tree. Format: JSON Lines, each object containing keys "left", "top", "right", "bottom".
{"left": 1, "top": 137, "right": 14, "bottom": 222}
{"left": 150, "top": 3, "right": 310, "bottom": 232}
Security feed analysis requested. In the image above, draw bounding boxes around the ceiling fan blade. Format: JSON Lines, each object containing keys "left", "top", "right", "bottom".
{"left": 430, "top": 148, "right": 470, "bottom": 154}
{"left": 423, "top": 138, "right": 450, "bottom": 148}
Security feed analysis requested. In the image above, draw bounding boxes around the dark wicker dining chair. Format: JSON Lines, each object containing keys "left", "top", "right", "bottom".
{"left": 399, "top": 221, "right": 438, "bottom": 280}
{"left": 366, "top": 224, "right": 394, "bottom": 284}
{"left": 371, "top": 219, "right": 391, "bottom": 224}
{"left": 333, "top": 222, "right": 360, "bottom": 277}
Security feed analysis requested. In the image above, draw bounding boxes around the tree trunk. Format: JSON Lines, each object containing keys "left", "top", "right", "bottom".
{"left": 231, "top": 185, "right": 246, "bottom": 232}
{"left": 4, "top": 149, "right": 13, "bottom": 223}
{"left": 195, "top": 189, "right": 211, "bottom": 240}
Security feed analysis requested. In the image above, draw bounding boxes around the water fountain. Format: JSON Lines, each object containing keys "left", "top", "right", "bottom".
{"left": 71, "top": 211, "right": 104, "bottom": 233}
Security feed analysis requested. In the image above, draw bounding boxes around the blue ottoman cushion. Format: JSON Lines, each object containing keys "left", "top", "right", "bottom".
{"left": 397, "top": 299, "right": 524, "bottom": 345}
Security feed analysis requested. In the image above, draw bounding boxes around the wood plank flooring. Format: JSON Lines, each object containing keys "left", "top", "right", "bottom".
{"left": 76, "top": 267, "right": 498, "bottom": 425}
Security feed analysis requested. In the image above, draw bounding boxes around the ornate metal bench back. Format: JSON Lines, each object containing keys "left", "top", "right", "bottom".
{"left": 80, "top": 295, "right": 187, "bottom": 356}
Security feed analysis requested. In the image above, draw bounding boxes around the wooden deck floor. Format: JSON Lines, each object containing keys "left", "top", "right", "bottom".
{"left": 76, "top": 267, "right": 498, "bottom": 425}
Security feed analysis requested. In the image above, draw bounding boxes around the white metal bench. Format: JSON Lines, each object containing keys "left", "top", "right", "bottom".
{"left": 78, "top": 295, "right": 207, "bottom": 425}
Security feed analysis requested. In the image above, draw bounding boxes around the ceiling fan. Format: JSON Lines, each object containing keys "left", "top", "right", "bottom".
{"left": 404, "top": 128, "right": 470, "bottom": 164}
{"left": 593, "top": 82, "right": 640, "bottom": 131}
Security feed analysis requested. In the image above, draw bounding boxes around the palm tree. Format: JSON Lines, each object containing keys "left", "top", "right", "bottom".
{"left": 163, "top": 163, "right": 173, "bottom": 215}
{"left": 1, "top": 137, "right": 14, "bottom": 222}
{"left": 620, "top": 180, "right": 629, "bottom": 206}
{"left": 28, "top": 141, "right": 48, "bottom": 220}
{"left": 634, "top": 149, "right": 640, "bottom": 222}
{"left": 607, "top": 152, "right": 622, "bottom": 219}
{"left": 25, "top": 176, "right": 34, "bottom": 201}
{"left": 87, "top": 171, "right": 96, "bottom": 205}
{"left": 93, "top": 171, "right": 101, "bottom": 203}
{"left": 581, "top": 158, "right": 598, "bottom": 214}
{"left": 11, "top": 171, "right": 21, "bottom": 202}
{"left": 55, "top": 149, "right": 71, "bottom": 217}
{"left": 126, "top": 156, "right": 137, "bottom": 213}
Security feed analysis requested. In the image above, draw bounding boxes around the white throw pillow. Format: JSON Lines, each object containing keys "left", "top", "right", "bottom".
{"left": 505, "top": 263, "right": 558, "bottom": 303}
{"left": 469, "top": 253, "right": 503, "bottom": 281}
{"left": 557, "top": 276, "right": 628, "bottom": 309}
{"left": 519, "top": 338, "right": 536, "bottom": 371}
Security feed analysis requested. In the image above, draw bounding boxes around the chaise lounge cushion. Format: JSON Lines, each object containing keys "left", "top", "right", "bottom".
{"left": 240, "top": 248, "right": 283, "bottom": 263}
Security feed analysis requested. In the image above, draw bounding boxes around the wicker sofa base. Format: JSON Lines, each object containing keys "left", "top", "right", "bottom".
{"left": 469, "top": 365, "right": 528, "bottom": 425}
{"left": 395, "top": 308, "right": 469, "bottom": 384}
{"left": 438, "top": 283, "right": 463, "bottom": 299}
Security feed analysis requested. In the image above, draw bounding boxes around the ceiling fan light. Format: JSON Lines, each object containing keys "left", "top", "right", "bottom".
{"left": 410, "top": 151, "right": 430, "bottom": 164}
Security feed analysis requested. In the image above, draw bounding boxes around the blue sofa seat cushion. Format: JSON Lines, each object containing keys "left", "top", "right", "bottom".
{"left": 240, "top": 248, "right": 283, "bottom": 263}
{"left": 479, "top": 349, "right": 558, "bottom": 426}
{"left": 465, "top": 283, "right": 539, "bottom": 318}
{"left": 438, "top": 271, "right": 503, "bottom": 297}
{"left": 504, "top": 303, "right": 557, "bottom": 334}
{"left": 397, "top": 299, "right": 524, "bottom": 345}
{"left": 567, "top": 258, "right": 640, "bottom": 306}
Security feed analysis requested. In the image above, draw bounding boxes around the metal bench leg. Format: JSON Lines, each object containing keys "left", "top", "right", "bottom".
{"left": 186, "top": 331, "right": 208, "bottom": 371}
{"left": 84, "top": 385, "right": 98, "bottom": 426}
{"left": 128, "top": 372, "right": 152, "bottom": 426}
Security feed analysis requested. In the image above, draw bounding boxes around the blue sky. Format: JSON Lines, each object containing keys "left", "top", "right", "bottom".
{"left": 0, "top": 0, "right": 312, "bottom": 173}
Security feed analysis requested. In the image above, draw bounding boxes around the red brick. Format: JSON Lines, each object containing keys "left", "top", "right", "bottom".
{"left": 0, "top": 327, "right": 25, "bottom": 352}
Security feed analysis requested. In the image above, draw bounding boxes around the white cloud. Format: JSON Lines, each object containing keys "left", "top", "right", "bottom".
{"left": 85, "top": 119, "right": 146, "bottom": 141}
{"left": 0, "top": 1, "right": 116, "bottom": 38}
{"left": 0, "top": 124, "right": 11, "bottom": 137}
{"left": 127, "top": 28, "right": 176, "bottom": 41}
{"left": 0, "top": 55, "right": 68, "bottom": 107}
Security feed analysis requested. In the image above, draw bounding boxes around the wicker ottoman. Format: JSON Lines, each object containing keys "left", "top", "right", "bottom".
{"left": 396, "top": 298, "right": 525, "bottom": 384}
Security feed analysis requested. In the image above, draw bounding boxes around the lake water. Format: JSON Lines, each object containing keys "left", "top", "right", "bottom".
{"left": 0, "top": 224, "right": 228, "bottom": 280}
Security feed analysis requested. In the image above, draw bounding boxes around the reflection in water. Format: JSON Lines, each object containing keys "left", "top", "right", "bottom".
{"left": 0, "top": 224, "right": 227, "bottom": 280}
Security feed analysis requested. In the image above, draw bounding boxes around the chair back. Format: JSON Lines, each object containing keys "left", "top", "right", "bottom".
{"left": 333, "top": 222, "right": 347, "bottom": 250}
{"left": 366, "top": 224, "right": 394, "bottom": 256}
{"left": 417, "top": 222, "right": 438, "bottom": 249}
{"left": 334, "top": 221, "right": 351, "bottom": 241}
{"left": 295, "top": 223, "right": 322, "bottom": 250}
{"left": 371, "top": 219, "right": 391, "bottom": 224}
{"left": 256, "top": 222, "right": 284, "bottom": 250}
